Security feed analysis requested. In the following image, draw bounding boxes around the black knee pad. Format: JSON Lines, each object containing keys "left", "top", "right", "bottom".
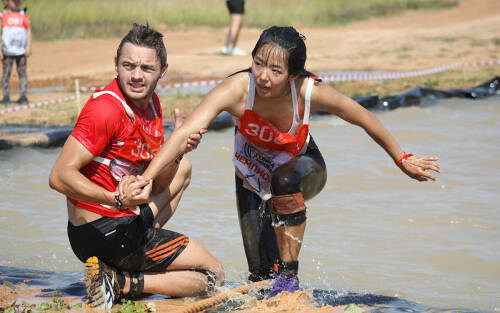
{"left": 271, "top": 209, "right": 307, "bottom": 227}
{"left": 125, "top": 271, "right": 144, "bottom": 299}
{"left": 193, "top": 269, "right": 217, "bottom": 291}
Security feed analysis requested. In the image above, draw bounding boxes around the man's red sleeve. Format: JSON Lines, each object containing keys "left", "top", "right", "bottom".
{"left": 71, "top": 99, "right": 122, "bottom": 157}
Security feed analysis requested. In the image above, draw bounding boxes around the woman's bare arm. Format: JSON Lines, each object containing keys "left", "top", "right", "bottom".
{"left": 142, "top": 73, "right": 247, "bottom": 180}
{"left": 310, "top": 82, "right": 439, "bottom": 181}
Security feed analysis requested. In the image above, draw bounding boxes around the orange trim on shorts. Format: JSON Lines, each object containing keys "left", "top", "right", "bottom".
{"left": 146, "top": 236, "right": 189, "bottom": 261}
{"left": 147, "top": 240, "right": 188, "bottom": 259}
{"left": 150, "top": 238, "right": 189, "bottom": 261}
{"left": 146, "top": 235, "right": 188, "bottom": 255}
{"left": 150, "top": 243, "right": 187, "bottom": 261}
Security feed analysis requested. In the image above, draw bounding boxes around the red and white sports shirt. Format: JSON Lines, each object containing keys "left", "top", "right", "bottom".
{"left": 1, "top": 10, "right": 29, "bottom": 56}
{"left": 69, "top": 79, "right": 164, "bottom": 217}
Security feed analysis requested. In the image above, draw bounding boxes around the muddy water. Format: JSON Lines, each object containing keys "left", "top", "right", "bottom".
{"left": 1, "top": 96, "right": 499, "bottom": 312}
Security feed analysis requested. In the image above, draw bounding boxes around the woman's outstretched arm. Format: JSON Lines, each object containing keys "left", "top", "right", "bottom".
{"left": 309, "top": 81, "right": 440, "bottom": 181}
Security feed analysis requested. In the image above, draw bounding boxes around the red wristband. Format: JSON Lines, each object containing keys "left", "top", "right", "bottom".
{"left": 396, "top": 152, "right": 413, "bottom": 165}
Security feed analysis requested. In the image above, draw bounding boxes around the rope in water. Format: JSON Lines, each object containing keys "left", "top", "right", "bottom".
{"left": 170, "top": 280, "right": 269, "bottom": 313}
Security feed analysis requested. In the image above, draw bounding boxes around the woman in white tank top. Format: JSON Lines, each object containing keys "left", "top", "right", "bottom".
{"left": 125, "top": 26, "right": 441, "bottom": 298}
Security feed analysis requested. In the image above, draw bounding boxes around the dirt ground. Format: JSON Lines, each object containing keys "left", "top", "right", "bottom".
{"left": 0, "top": 283, "right": 361, "bottom": 313}
{"left": 1, "top": 0, "right": 499, "bottom": 126}
{"left": 24, "top": 0, "right": 500, "bottom": 90}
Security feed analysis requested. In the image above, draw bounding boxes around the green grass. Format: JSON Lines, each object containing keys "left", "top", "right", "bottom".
{"left": 422, "top": 36, "right": 459, "bottom": 43}
{"left": 24, "top": 0, "right": 458, "bottom": 41}
{"left": 114, "top": 299, "right": 155, "bottom": 313}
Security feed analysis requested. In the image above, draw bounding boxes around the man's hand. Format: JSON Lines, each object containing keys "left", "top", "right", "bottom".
{"left": 173, "top": 107, "right": 207, "bottom": 153}
{"left": 117, "top": 175, "right": 152, "bottom": 207}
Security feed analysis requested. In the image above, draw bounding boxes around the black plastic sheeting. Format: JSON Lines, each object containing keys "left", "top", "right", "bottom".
{"left": 0, "top": 77, "right": 498, "bottom": 150}
{"left": 329, "top": 75, "right": 499, "bottom": 113}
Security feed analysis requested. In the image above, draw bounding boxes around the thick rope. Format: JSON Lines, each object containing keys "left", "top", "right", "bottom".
{"left": 171, "top": 280, "right": 269, "bottom": 313}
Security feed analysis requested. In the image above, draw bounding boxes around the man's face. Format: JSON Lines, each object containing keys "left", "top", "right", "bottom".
{"left": 115, "top": 42, "right": 167, "bottom": 108}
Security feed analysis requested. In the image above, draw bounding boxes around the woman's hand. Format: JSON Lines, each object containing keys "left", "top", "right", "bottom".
{"left": 117, "top": 175, "right": 152, "bottom": 207}
{"left": 399, "top": 155, "right": 440, "bottom": 181}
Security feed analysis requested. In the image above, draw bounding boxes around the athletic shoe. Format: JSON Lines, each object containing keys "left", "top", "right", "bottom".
{"left": 267, "top": 273, "right": 300, "bottom": 298}
{"left": 1, "top": 96, "right": 10, "bottom": 106}
{"left": 17, "top": 95, "right": 29, "bottom": 105}
{"left": 230, "top": 47, "right": 247, "bottom": 56}
{"left": 221, "top": 45, "right": 232, "bottom": 55}
{"left": 84, "top": 256, "right": 121, "bottom": 309}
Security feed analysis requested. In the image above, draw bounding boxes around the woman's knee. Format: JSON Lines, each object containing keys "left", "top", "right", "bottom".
{"left": 271, "top": 156, "right": 326, "bottom": 199}
{"left": 271, "top": 160, "right": 304, "bottom": 195}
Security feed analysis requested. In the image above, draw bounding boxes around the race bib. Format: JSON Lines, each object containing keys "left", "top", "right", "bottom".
{"left": 233, "top": 131, "right": 294, "bottom": 200}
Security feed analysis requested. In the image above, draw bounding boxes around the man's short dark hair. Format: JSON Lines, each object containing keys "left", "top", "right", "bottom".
{"left": 117, "top": 23, "right": 167, "bottom": 68}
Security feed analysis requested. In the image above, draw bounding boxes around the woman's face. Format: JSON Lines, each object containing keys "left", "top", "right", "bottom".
{"left": 251, "top": 44, "right": 293, "bottom": 98}
{"left": 6, "top": 0, "right": 19, "bottom": 10}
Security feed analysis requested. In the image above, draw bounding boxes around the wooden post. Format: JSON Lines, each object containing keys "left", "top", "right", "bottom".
{"left": 462, "top": 59, "right": 467, "bottom": 83}
{"left": 75, "top": 79, "right": 81, "bottom": 114}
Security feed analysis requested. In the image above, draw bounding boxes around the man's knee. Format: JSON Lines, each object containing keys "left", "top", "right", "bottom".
{"left": 204, "top": 261, "right": 225, "bottom": 288}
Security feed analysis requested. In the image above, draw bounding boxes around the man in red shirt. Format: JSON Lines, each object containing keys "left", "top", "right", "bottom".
{"left": 49, "top": 23, "right": 223, "bottom": 309}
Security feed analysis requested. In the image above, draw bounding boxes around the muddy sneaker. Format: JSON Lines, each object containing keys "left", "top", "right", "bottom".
{"left": 1, "top": 96, "right": 10, "bottom": 106}
{"left": 17, "top": 95, "right": 29, "bottom": 104}
{"left": 84, "top": 256, "right": 122, "bottom": 309}
{"left": 267, "top": 273, "right": 300, "bottom": 298}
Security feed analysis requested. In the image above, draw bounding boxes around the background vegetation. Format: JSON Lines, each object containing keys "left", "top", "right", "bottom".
{"left": 25, "top": 0, "right": 457, "bottom": 40}
{"left": 1, "top": 0, "right": 496, "bottom": 127}
{"left": 0, "top": 65, "right": 495, "bottom": 126}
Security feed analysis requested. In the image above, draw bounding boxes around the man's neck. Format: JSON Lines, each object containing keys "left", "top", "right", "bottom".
{"left": 128, "top": 98, "right": 149, "bottom": 110}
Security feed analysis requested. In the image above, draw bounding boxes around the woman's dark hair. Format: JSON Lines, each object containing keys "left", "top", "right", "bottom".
{"left": 117, "top": 23, "right": 167, "bottom": 69}
{"left": 251, "top": 26, "right": 308, "bottom": 77}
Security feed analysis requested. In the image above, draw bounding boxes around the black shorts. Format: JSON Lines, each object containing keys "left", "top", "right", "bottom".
{"left": 226, "top": 0, "right": 244, "bottom": 14}
{"left": 67, "top": 205, "right": 189, "bottom": 272}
